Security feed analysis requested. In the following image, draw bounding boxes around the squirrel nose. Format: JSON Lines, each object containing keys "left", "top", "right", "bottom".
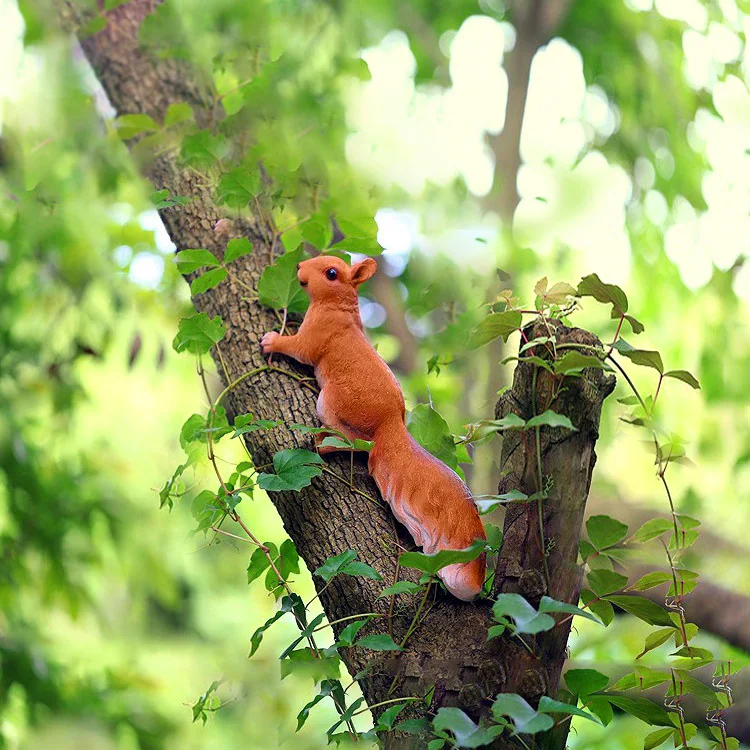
{"left": 297, "top": 263, "right": 301, "bottom": 270}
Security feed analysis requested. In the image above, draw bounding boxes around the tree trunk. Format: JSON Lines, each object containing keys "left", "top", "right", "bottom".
{"left": 54, "top": 3, "right": 612, "bottom": 747}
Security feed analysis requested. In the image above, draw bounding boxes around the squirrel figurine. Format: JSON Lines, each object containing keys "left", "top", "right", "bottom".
{"left": 261, "top": 255, "right": 486, "bottom": 600}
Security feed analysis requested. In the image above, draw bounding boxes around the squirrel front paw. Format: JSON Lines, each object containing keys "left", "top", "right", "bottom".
{"left": 261, "top": 331, "right": 280, "bottom": 354}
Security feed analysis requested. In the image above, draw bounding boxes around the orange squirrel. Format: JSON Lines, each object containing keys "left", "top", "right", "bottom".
{"left": 261, "top": 255, "right": 486, "bottom": 600}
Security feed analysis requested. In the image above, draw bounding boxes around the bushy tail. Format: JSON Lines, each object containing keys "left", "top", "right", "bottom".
{"left": 369, "top": 417, "right": 486, "bottom": 601}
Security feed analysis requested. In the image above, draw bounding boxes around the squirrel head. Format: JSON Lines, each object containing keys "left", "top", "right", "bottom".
{"left": 297, "top": 256, "right": 377, "bottom": 304}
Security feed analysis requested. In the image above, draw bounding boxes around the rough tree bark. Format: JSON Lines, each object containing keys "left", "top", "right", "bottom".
{"left": 54, "top": 3, "right": 612, "bottom": 747}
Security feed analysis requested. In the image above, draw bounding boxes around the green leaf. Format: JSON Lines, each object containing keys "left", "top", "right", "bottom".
{"left": 299, "top": 216, "right": 333, "bottom": 249}
{"left": 258, "top": 247, "right": 309, "bottom": 313}
{"left": 232, "top": 414, "right": 282, "bottom": 437}
{"left": 631, "top": 518, "right": 674, "bottom": 543}
{"left": 375, "top": 704, "right": 408, "bottom": 731}
{"left": 217, "top": 167, "right": 261, "bottom": 209}
{"left": 526, "top": 410, "right": 577, "bottom": 431}
{"left": 669, "top": 670, "right": 722, "bottom": 707}
{"left": 313, "top": 550, "right": 380, "bottom": 583}
{"left": 537, "top": 696, "right": 601, "bottom": 724}
{"left": 628, "top": 571, "right": 672, "bottom": 591}
{"left": 355, "top": 633, "right": 403, "bottom": 651}
{"left": 615, "top": 667, "right": 670, "bottom": 690}
{"left": 314, "top": 550, "right": 357, "bottom": 582}
{"left": 581, "top": 590, "right": 615, "bottom": 625}
{"left": 553, "top": 351, "right": 607, "bottom": 376}
{"left": 623, "top": 314, "right": 645, "bottom": 335}
{"left": 605, "top": 596, "right": 675, "bottom": 627}
{"left": 469, "top": 311, "right": 523, "bottom": 349}
{"left": 296, "top": 680, "right": 341, "bottom": 731}
{"left": 491, "top": 693, "right": 554, "bottom": 734}
{"left": 181, "top": 130, "right": 227, "bottom": 168}
{"left": 336, "top": 619, "right": 372, "bottom": 648}
{"left": 644, "top": 728, "right": 677, "bottom": 749}
{"left": 180, "top": 413, "right": 206, "bottom": 449}
{"left": 249, "top": 604, "right": 287, "bottom": 657}
{"left": 329, "top": 236, "right": 383, "bottom": 255}
{"left": 586, "top": 696, "right": 614, "bottom": 726}
{"left": 247, "top": 545, "right": 274, "bottom": 584}
{"left": 476, "top": 490, "right": 529, "bottom": 514}
{"left": 391, "top": 718, "right": 431, "bottom": 737}
{"left": 538, "top": 596, "right": 602, "bottom": 624}
{"left": 172, "top": 312, "right": 226, "bottom": 354}
{"left": 433, "top": 707, "right": 500, "bottom": 747}
{"left": 493, "top": 594, "right": 555, "bottom": 634}
{"left": 638, "top": 628, "right": 675, "bottom": 658}
{"left": 175, "top": 248, "right": 220, "bottom": 274}
{"left": 564, "top": 668, "right": 609, "bottom": 697}
{"left": 379, "top": 581, "right": 425, "bottom": 597}
{"left": 503, "top": 355, "right": 554, "bottom": 373}
{"left": 257, "top": 449, "right": 324, "bottom": 492}
{"left": 164, "top": 102, "right": 193, "bottom": 127}
{"left": 664, "top": 370, "right": 700, "bottom": 389}
{"left": 544, "top": 281, "right": 579, "bottom": 304}
{"left": 612, "top": 339, "right": 664, "bottom": 373}
{"left": 190, "top": 267, "right": 227, "bottom": 295}
{"left": 80, "top": 14, "right": 108, "bottom": 37}
{"left": 676, "top": 514, "right": 701, "bottom": 530}
{"left": 605, "top": 696, "right": 673, "bottom": 727}
{"left": 340, "top": 560, "right": 382, "bottom": 580}
{"left": 586, "top": 515, "right": 628, "bottom": 550}
{"left": 114, "top": 113, "right": 158, "bottom": 139}
{"left": 486, "top": 624, "right": 506, "bottom": 640}
{"left": 587, "top": 570, "right": 628, "bottom": 597}
{"left": 278, "top": 539, "right": 300, "bottom": 580}
{"left": 406, "top": 403, "right": 459, "bottom": 471}
{"left": 225, "top": 237, "right": 253, "bottom": 263}
{"left": 280, "top": 648, "right": 340, "bottom": 682}
{"left": 578, "top": 273, "right": 629, "bottom": 316}
{"left": 398, "top": 539, "right": 486, "bottom": 576}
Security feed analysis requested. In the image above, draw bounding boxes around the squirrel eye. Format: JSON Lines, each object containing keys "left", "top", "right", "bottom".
{"left": 325, "top": 268, "right": 338, "bottom": 281}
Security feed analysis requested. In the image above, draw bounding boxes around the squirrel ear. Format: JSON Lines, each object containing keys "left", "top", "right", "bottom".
{"left": 351, "top": 258, "right": 377, "bottom": 285}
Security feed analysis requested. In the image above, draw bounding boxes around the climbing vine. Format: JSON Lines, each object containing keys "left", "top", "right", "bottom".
{"left": 161, "top": 246, "right": 741, "bottom": 748}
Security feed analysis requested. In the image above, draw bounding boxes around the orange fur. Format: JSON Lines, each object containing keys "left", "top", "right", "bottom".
{"left": 261, "top": 256, "right": 486, "bottom": 600}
